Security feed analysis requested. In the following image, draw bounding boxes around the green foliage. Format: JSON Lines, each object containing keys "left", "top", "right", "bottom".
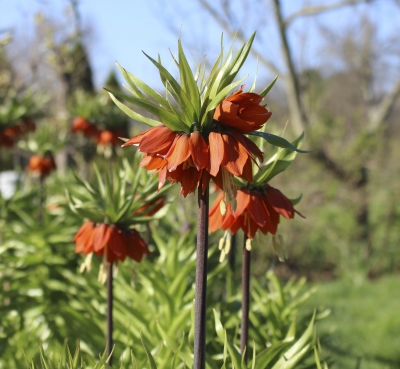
{"left": 304, "top": 276, "right": 400, "bottom": 369}
{"left": 66, "top": 157, "right": 170, "bottom": 226}
{"left": 0, "top": 176, "right": 327, "bottom": 368}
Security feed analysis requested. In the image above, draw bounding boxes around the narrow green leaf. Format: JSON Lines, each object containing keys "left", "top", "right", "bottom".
{"left": 213, "top": 310, "right": 241, "bottom": 369}
{"left": 220, "top": 32, "right": 256, "bottom": 89}
{"left": 253, "top": 342, "right": 290, "bottom": 369}
{"left": 143, "top": 52, "right": 197, "bottom": 125}
{"left": 156, "top": 321, "right": 179, "bottom": 351}
{"left": 253, "top": 133, "right": 304, "bottom": 185}
{"left": 282, "top": 312, "right": 316, "bottom": 360}
{"left": 178, "top": 40, "right": 201, "bottom": 117}
{"left": 259, "top": 76, "right": 278, "bottom": 97}
{"left": 248, "top": 131, "right": 312, "bottom": 153}
{"left": 117, "top": 63, "right": 173, "bottom": 111}
{"left": 130, "top": 351, "right": 139, "bottom": 369}
{"left": 140, "top": 331, "right": 158, "bottom": 369}
{"left": 107, "top": 89, "right": 187, "bottom": 132}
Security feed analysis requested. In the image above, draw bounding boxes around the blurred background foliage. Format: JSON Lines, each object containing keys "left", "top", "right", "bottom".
{"left": 1, "top": 0, "right": 400, "bottom": 368}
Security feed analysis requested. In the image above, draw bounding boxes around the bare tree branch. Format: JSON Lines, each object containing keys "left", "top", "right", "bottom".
{"left": 284, "top": 0, "right": 371, "bottom": 26}
{"left": 198, "top": 0, "right": 281, "bottom": 75}
{"left": 272, "top": 0, "right": 308, "bottom": 134}
{"left": 368, "top": 79, "right": 400, "bottom": 131}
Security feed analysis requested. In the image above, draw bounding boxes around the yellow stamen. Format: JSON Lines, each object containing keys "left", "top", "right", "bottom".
{"left": 221, "top": 167, "right": 237, "bottom": 211}
{"left": 79, "top": 253, "right": 93, "bottom": 273}
{"left": 220, "top": 200, "right": 227, "bottom": 216}
{"left": 218, "top": 237, "right": 225, "bottom": 250}
{"left": 219, "top": 249, "right": 226, "bottom": 263}
{"left": 98, "top": 247, "right": 109, "bottom": 284}
{"left": 245, "top": 238, "right": 252, "bottom": 251}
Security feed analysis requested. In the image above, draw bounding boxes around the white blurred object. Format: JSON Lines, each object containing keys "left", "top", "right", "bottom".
{"left": 0, "top": 171, "right": 21, "bottom": 199}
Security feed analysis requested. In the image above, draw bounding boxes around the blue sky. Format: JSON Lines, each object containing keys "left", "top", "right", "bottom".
{"left": 1, "top": 0, "right": 398, "bottom": 91}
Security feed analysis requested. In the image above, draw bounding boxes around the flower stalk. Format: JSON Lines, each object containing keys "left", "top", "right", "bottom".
{"left": 194, "top": 178, "right": 209, "bottom": 369}
{"left": 106, "top": 261, "right": 113, "bottom": 366}
{"left": 240, "top": 234, "right": 251, "bottom": 361}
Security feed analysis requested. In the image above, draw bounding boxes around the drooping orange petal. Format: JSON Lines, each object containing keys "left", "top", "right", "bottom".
{"left": 209, "top": 192, "right": 225, "bottom": 233}
{"left": 139, "top": 154, "right": 152, "bottom": 167}
{"left": 178, "top": 166, "right": 203, "bottom": 197}
{"left": 221, "top": 133, "right": 249, "bottom": 177}
{"left": 221, "top": 206, "right": 236, "bottom": 230}
{"left": 145, "top": 156, "right": 168, "bottom": 171}
{"left": 228, "top": 214, "right": 244, "bottom": 235}
{"left": 157, "top": 166, "right": 168, "bottom": 191}
{"left": 208, "top": 132, "right": 225, "bottom": 176}
{"left": 125, "top": 230, "right": 150, "bottom": 263}
{"left": 241, "top": 157, "right": 253, "bottom": 183}
{"left": 233, "top": 189, "right": 251, "bottom": 218}
{"left": 228, "top": 130, "right": 264, "bottom": 162}
{"left": 166, "top": 134, "right": 191, "bottom": 171}
{"left": 93, "top": 223, "right": 112, "bottom": 253}
{"left": 108, "top": 227, "right": 127, "bottom": 261}
{"left": 139, "top": 125, "right": 176, "bottom": 154}
{"left": 74, "top": 221, "right": 95, "bottom": 254}
{"left": 122, "top": 128, "right": 152, "bottom": 147}
{"left": 246, "top": 191, "right": 269, "bottom": 227}
{"left": 242, "top": 215, "right": 259, "bottom": 239}
{"left": 73, "top": 221, "right": 94, "bottom": 242}
{"left": 189, "top": 131, "right": 209, "bottom": 170}
{"left": 265, "top": 186, "right": 295, "bottom": 219}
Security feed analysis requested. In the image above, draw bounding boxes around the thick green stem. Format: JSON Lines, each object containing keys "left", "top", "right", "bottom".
{"left": 194, "top": 179, "right": 209, "bottom": 369}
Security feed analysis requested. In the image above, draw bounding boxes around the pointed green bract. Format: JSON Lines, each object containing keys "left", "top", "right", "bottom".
{"left": 109, "top": 35, "right": 258, "bottom": 134}
{"left": 260, "top": 76, "right": 278, "bottom": 97}
{"left": 253, "top": 133, "right": 304, "bottom": 186}
{"left": 248, "top": 131, "right": 312, "bottom": 153}
{"left": 178, "top": 40, "right": 201, "bottom": 116}
{"left": 106, "top": 88, "right": 188, "bottom": 132}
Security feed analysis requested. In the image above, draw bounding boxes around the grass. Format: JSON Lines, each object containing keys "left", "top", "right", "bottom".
{"left": 303, "top": 274, "right": 400, "bottom": 369}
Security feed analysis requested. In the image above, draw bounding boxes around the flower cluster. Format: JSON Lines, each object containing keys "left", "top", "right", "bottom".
{"left": 209, "top": 184, "right": 303, "bottom": 240}
{"left": 0, "top": 118, "right": 36, "bottom": 148}
{"left": 69, "top": 162, "right": 168, "bottom": 271}
{"left": 72, "top": 116, "right": 125, "bottom": 147}
{"left": 123, "top": 87, "right": 270, "bottom": 197}
{"left": 27, "top": 153, "right": 56, "bottom": 177}
{"left": 74, "top": 221, "right": 150, "bottom": 263}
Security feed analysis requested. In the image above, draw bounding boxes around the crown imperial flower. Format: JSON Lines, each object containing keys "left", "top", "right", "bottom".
{"left": 209, "top": 184, "right": 303, "bottom": 240}
{"left": 213, "top": 86, "right": 272, "bottom": 133}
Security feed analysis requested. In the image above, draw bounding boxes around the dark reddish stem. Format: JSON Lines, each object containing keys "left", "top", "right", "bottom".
{"left": 240, "top": 234, "right": 250, "bottom": 361}
{"left": 107, "top": 262, "right": 113, "bottom": 366}
{"left": 194, "top": 179, "right": 209, "bottom": 369}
